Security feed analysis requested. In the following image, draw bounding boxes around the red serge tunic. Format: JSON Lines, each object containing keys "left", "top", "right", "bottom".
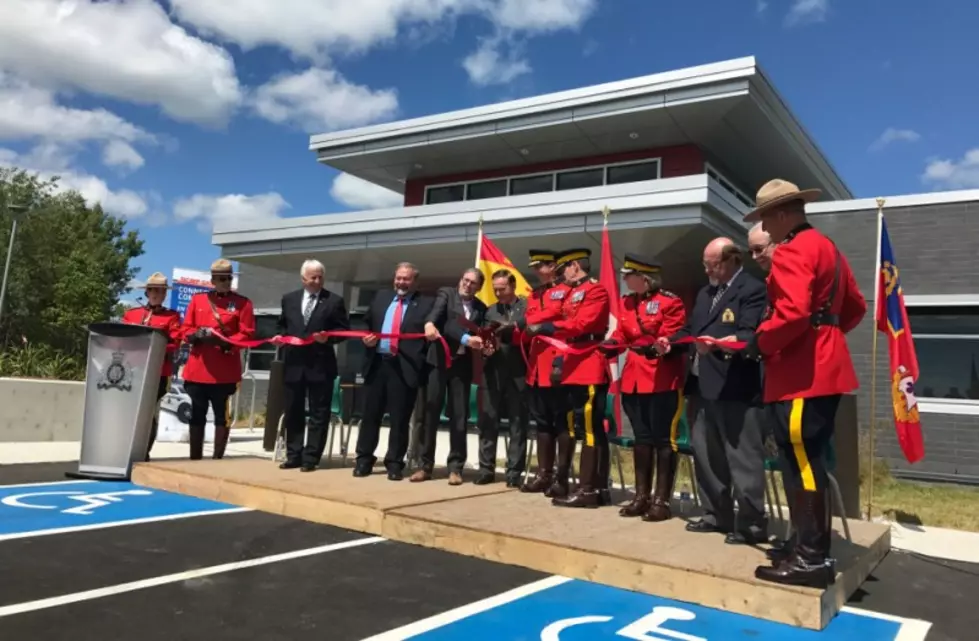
{"left": 121, "top": 306, "right": 182, "bottom": 378}
{"left": 524, "top": 282, "right": 571, "bottom": 388}
{"left": 552, "top": 277, "right": 610, "bottom": 386}
{"left": 757, "top": 224, "right": 867, "bottom": 402}
{"left": 180, "top": 291, "right": 255, "bottom": 385}
{"left": 612, "top": 290, "right": 687, "bottom": 395}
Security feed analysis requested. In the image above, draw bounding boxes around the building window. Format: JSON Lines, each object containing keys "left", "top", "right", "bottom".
{"left": 245, "top": 314, "right": 279, "bottom": 374}
{"left": 509, "top": 174, "right": 553, "bottom": 196}
{"left": 907, "top": 306, "right": 979, "bottom": 402}
{"left": 421, "top": 157, "right": 664, "bottom": 204}
{"left": 466, "top": 180, "right": 507, "bottom": 200}
{"left": 425, "top": 184, "right": 465, "bottom": 204}
{"left": 607, "top": 161, "right": 659, "bottom": 185}
{"left": 556, "top": 168, "right": 604, "bottom": 191}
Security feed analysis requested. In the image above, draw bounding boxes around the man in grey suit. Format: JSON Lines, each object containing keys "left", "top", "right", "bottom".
{"left": 475, "top": 270, "right": 530, "bottom": 487}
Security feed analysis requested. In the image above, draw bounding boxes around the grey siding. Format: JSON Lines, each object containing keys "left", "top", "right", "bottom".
{"left": 810, "top": 200, "right": 979, "bottom": 481}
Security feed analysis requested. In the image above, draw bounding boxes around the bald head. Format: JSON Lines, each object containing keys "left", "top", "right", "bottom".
{"left": 748, "top": 223, "right": 776, "bottom": 272}
{"left": 702, "top": 237, "right": 742, "bottom": 286}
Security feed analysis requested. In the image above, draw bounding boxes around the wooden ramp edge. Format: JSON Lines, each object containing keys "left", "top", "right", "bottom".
{"left": 132, "top": 460, "right": 891, "bottom": 631}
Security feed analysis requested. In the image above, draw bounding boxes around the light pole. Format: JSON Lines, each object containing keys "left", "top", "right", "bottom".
{"left": 0, "top": 203, "right": 29, "bottom": 327}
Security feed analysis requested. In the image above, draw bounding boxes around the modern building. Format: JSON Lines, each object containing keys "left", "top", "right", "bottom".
{"left": 215, "top": 57, "right": 979, "bottom": 484}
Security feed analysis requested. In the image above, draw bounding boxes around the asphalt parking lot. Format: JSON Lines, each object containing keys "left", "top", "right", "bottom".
{"left": 0, "top": 461, "right": 971, "bottom": 640}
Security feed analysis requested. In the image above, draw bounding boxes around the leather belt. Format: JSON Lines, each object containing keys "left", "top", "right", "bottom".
{"left": 811, "top": 311, "right": 840, "bottom": 327}
{"left": 567, "top": 334, "right": 603, "bottom": 344}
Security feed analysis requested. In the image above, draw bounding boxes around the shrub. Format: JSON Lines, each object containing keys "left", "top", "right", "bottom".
{"left": 0, "top": 342, "right": 85, "bottom": 381}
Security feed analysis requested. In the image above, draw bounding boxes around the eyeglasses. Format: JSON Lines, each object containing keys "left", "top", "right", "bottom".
{"left": 749, "top": 244, "right": 772, "bottom": 255}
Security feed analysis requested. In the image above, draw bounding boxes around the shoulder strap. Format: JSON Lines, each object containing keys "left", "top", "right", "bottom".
{"left": 206, "top": 294, "right": 231, "bottom": 335}
{"left": 812, "top": 240, "right": 843, "bottom": 327}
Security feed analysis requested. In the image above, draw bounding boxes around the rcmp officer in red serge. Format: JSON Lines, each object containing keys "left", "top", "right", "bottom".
{"left": 740, "top": 179, "right": 867, "bottom": 588}
{"left": 180, "top": 259, "right": 256, "bottom": 461}
{"left": 525, "top": 248, "right": 611, "bottom": 508}
{"left": 603, "top": 254, "right": 687, "bottom": 521}
{"left": 121, "top": 272, "right": 181, "bottom": 461}
{"left": 515, "top": 249, "right": 570, "bottom": 496}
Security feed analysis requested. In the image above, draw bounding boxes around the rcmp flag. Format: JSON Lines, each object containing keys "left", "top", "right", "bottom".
{"left": 876, "top": 216, "right": 925, "bottom": 463}
{"left": 598, "top": 221, "right": 623, "bottom": 433}
{"left": 475, "top": 231, "right": 532, "bottom": 306}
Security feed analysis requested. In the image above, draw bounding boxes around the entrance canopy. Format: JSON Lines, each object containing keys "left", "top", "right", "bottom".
{"left": 214, "top": 174, "right": 752, "bottom": 294}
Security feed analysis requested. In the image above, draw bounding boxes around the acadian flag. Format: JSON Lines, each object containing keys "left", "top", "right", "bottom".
{"left": 474, "top": 227, "right": 533, "bottom": 306}
{"left": 876, "top": 214, "right": 925, "bottom": 463}
{"left": 598, "top": 218, "right": 623, "bottom": 433}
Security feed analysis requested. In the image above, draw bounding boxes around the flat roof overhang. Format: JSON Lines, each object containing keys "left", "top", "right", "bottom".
{"left": 214, "top": 174, "right": 752, "bottom": 293}
{"left": 307, "top": 57, "right": 851, "bottom": 201}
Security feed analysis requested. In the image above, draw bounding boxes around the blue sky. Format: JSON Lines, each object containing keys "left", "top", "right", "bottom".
{"left": 1, "top": 0, "right": 976, "bottom": 303}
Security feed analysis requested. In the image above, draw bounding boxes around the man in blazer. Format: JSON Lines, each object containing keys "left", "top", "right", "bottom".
{"left": 657, "top": 237, "right": 769, "bottom": 544}
{"left": 476, "top": 269, "right": 529, "bottom": 486}
{"left": 276, "top": 259, "right": 350, "bottom": 471}
{"left": 414, "top": 268, "right": 488, "bottom": 485}
{"left": 354, "top": 262, "right": 435, "bottom": 481}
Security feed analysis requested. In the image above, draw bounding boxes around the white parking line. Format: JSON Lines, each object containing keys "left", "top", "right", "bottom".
{"left": 360, "top": 576, "right": 572, "bottom": 641}
{"left": 0, "top": 535, "right": 385, "bottom": 618}
{"left": 0, "top": 479, "right": 96, "bottom": 489}
{"left": 0, "top": 506, "right": 253, "bottom": 543}
{"left": 839, "top": 607, "right": 933, "bottom": 641}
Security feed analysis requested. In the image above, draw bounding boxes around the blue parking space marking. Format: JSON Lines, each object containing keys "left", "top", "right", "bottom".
{"left": 377, "top": 577, "right": 927, "bottom": 641}
{"left": 0, "top": 480, "right": 245, "bottom": 541}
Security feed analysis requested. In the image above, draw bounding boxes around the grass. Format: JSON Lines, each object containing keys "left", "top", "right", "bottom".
{"left": 500, "top": 445, "right": 979, "bottom": 532}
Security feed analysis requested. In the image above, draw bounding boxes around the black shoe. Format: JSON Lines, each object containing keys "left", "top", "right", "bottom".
{"left": 300, "top": 464, "right": 316, "bottom": 473}
{"left": 352, "top": 466, "right": 372, "bottom": 477}
{"left": 387, "top": 469, "right": 403, "bottom": 481}
{"left": 280, "top": 461, "right": 301, "bottom": 470}
{"left": 755, "top": 555, "right": 835, "bottom": 589}
{"left": 473, "top": 472, "right": 495, "bottom": 485}
{"left": 598, "top": 489, "right": 612, "bottom": 506}
{"left": 686, "top": 519, "right": 729, "bottom": 533}
{"left": 725, "top": 528, "right": 766, "bottom": 545}
{"left": 505, "top": 476, "right": 521, "bottom": 488}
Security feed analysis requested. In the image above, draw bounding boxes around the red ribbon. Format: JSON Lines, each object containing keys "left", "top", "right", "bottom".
{"left": 207, "top": 330, "right": 453, "bottom": 369}
{"left": 518, "top": 333, "right": 747, "bottom": 359}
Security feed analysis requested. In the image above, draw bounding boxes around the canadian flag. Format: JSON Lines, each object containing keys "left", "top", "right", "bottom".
{"left": 599, "top": 222, "right": 623, "bottom": 433}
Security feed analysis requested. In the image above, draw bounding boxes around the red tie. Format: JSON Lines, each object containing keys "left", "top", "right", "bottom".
{"left": 390, "top": 297, "right": 404, "bottom": 355}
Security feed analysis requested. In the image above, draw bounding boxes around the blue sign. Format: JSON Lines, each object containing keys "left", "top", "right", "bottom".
{"left": 0, "top": 480, "right": 242, "bottom": 540}
{"left": 172, "top": 282, "right": 211, "bottom": 318}
{"left": 393, "top": 578, "right": 923, "bottom": 641}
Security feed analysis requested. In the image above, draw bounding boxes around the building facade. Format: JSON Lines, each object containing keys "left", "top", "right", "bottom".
{"left": 219, "top": 57, "right": 979, "bottom": 483}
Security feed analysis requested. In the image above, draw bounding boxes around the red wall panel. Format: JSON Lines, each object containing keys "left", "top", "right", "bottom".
{"left": 403, "top": 144, "right": 705, "bottom": 206}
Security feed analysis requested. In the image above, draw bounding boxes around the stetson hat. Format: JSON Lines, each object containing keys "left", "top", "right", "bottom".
{"left": 210, "top": 258, "right": 235, "bottom": 275}
{"left": 743, "top": 179, "right": 822, "bottom": 223}
{"left": 144, "top": 272, "right": 171, "bottom": 290}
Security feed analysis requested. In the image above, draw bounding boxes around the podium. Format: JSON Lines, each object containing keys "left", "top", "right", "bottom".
{"left": 68, "top": 322, "right": 168, "bottom": 481}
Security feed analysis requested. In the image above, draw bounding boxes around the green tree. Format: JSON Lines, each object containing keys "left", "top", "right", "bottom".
{"left": 0, "top": 167, "right": 145, "bottom": 360}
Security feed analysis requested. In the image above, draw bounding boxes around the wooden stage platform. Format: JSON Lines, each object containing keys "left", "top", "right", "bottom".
{"left": 132, "top": 457, "right": 891, "bottom": 631}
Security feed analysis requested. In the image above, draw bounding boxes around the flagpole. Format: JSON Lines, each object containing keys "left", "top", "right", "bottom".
{"left": 475, "top": 213, "right": 484, "bottom": 269}
{"left": 867, "top": 197, "right": 885, "bottom": 520}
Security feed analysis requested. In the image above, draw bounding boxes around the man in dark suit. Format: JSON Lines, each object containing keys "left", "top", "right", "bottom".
{"left": 413, "top": 268, "right": 488, "bottom": 485}
{"left": 276, "top": 259, "right": 350, "bottom": 472}
{"left": 656, "top": 237, "right": 769, "bottom": 543}
{"left": 354, "top": 262, "right": 435, "bottom": 480}
{"left": 475, "top": 269, "right": 529, "bottom": 487}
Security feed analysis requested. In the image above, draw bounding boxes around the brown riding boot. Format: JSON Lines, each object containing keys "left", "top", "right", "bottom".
{"left": 596, "top": 444, "right": 612, "bottom": 506}
{"left": 755, "top": 488, "right": 835, "bottom": 588}
{"left": 553, "top": 445, "right": 600, "bottom": 508}
{"left": 546, "top": 432, "right": 574, "bottom": 498}
{"left": 643, "top": 446, "right": 677, "bottom": 522}
{"left": 189, "top": 423, "right": 205, "bottom": 460}
{"left": 212, "top": 425, "right": 230, "bottom": 459}
{"left": 521, "top": 432, "right": 555, "bottom": 493}
{"left": 619, "top": 444, "right": 653, "bottom": 517}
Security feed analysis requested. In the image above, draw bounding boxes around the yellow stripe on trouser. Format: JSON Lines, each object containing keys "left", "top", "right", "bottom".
{"left": 584, "top": 385, "right": 596, "bottom": 447}
{"left": 566, "top": 408, "right": 575, "bottom": 438}
{"left": 668, "top": 390, "right": 684, "bottom": 452}
{"left": 789, "top": 397, "right": 816, "bottom": 491}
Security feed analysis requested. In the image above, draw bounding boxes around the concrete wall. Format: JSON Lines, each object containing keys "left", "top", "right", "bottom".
{"left": 0, "top": 378, "right": 84, "bottom": 442}
{"left": 809, "top": 198, "right": 979, "bottom": 482}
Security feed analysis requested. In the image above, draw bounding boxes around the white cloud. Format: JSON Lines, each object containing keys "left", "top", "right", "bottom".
{"left": 169, "top": 0, "right": 596, "bottom": 86}
{"left": 330, "top": 173, "right": 403, "bottom": 209}
{"left": 756, "top": 0, "right": 769, "bottom": 14}
{"left": 462, "top": 36, "right": 531, "bottom": 86}
{"left": 785, "top": 0, "right": 829, "bottom": 26}
{"left": 0, "top": 143, "right": 151, "bottom": 219}
{"left": 101, "top": 141, "right": 145, "bottom": 172}
{"left": 870, "top": 127, "right": 921, "bottom": 152}
{"left": 0, "top": 0, "right": 242, "bottom": 126}
{"left": 250, "top": 68, "right": 399, "bottom": 133}
{"left": 173, "top": 193, "right": 292, "bottom": 233}
{"left": 921, "top": 149, "right": 979, "bottom": 190}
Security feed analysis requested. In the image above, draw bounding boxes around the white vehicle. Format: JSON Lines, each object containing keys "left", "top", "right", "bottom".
{"left": 158, "top": 378, "right": 214, "bottom": 424}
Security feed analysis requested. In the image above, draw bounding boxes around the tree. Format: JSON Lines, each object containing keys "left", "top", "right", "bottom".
{"left": 0, "top": 168, "right": 144, "bottom": 359}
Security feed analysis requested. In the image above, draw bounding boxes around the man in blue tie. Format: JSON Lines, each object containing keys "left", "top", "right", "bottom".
{"left": 354, "top": 263, "right": 436, "bottom": 480}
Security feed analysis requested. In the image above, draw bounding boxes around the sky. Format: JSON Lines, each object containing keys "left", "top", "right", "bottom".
{"left": 0, "top": 0, "right": 977, "bottom": 304}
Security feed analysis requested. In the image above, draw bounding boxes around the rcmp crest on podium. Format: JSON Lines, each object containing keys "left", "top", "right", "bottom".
{"left": 96, "top": 351, "right": 134, "bottom": 392}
